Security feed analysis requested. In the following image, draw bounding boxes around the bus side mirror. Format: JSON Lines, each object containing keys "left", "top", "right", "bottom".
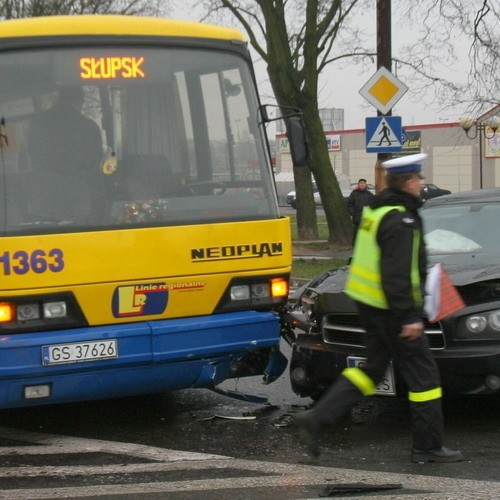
{"left": 285, "top": 116, "right": 309, "bottom": 167}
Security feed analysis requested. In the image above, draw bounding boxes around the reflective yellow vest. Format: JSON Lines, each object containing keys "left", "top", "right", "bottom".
{"left": 345, "top": 205, "right": 422, "bottom": 309}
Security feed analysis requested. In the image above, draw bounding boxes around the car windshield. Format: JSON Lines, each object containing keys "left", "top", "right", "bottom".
{"left": 421, "top": 202, "right": 500, "bottom": 265}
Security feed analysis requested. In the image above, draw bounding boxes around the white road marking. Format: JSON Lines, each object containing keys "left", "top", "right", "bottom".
{"left": 0, "top": 427, "right": 498, "bottom": 499}
{"left": 0, "top": 427, "right": 227, "bottom": 461}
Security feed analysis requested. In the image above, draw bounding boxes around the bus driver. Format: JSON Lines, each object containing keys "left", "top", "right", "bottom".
{"left": 27, "top": 86, "right": 104, "bottom": 223}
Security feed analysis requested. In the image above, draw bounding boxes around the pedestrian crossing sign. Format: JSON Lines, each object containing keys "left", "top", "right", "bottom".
{"left": 365, "top": 116, "right": 403, "bottom": 153}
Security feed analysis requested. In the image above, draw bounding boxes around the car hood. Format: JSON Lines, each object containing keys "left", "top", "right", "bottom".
{"left": 303, "top": 261, "right": 500, "bottom": 295}
{"left": 435, "top": 262, "right": 500, "bottom": 287}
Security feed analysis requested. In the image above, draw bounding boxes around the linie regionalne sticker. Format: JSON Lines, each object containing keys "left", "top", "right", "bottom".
{"left": 112, "top": 283, "right": 168, "bottom": 318}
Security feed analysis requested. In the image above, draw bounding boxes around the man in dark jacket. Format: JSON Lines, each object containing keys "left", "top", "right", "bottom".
{"left": 347, "top": 178, "right": 374, "bottom": 243}
{"left": 27, "top": 86, "right": 104, "bottom": 223}
{"left": 294, "top": 153, "right": 463, "bottom": 464}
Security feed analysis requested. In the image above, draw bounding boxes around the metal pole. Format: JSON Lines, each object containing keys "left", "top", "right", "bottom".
{"left": 479, "top": 125, "right": 483, "bottom": 189}
{"left": 375, "top": 0, "right": 392, "bottom": 193}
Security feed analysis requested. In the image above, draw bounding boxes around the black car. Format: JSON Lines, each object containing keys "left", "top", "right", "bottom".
{"left": 421, "top": 183, "right": 451, "bottom": 200}
{"left": 285, "top": 182, "right": 320, "bottom": 209}
{"left": 286, "top": 183, "right": 441, "bottom": 208}
{"left": 285, "top": 188, "right": 500, "bottom": 399}
{"left": 286, "top": 182, "right": 375, "bottom": 208}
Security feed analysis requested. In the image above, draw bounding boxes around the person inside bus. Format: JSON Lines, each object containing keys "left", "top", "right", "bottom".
{"left": 27, "top": 85, "right": 104, "bottom": 223}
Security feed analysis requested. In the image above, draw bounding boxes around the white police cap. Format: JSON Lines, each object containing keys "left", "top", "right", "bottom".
{"left": 382, "top": 153, "right": 427, "bottom": 174}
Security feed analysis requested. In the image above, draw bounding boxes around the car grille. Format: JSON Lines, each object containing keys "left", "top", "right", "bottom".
{"left": 322, "top": 314, "right": 445, "bottom": 350}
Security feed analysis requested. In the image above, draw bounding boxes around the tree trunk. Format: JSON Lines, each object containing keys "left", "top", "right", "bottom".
{"left": 301, "top": 98, "right": 353, "bottom": 248}
{"left": 293, "top": 166, "right": 318, "bottom": 241}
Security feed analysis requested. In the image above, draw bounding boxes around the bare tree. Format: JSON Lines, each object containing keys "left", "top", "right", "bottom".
{"left": 395, "top": 0, "right": 499, "bottom": 117}
{"left": 0, "top": 0, "right": 165, "bottom": 18}
{"left": 201, "top": 0, "right": 363, "bottom": 246}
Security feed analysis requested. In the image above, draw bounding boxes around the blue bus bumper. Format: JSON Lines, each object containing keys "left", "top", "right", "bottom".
{"left": 0, "top": 311, "right": 286, "bottom": 409}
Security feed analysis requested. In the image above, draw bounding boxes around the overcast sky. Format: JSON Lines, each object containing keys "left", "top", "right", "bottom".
{"left": 170, "top": 2, "right": 472, "bottom": 131}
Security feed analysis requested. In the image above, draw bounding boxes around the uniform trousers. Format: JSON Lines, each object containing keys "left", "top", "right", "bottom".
{"left": 309, "top": 301, "right": 444, "bottom": 451}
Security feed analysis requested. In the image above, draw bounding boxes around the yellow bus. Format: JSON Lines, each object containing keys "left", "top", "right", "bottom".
{"left": 0, "top": 15, "right": 303, "bottom": 408}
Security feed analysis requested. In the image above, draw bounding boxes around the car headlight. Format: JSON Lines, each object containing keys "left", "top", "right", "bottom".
{"left": 459, "top": 310, "right": 500, "bottom": 339}
{"left": 465, "top": 315, "right": 487, "bottom": 333}
{"left": 488, "top": 311, "right": 500, "bottom": 331}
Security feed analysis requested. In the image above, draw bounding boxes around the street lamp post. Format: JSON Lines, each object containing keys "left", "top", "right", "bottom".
{"left": 459, "top": 116, "right": 500, "bottom": 189}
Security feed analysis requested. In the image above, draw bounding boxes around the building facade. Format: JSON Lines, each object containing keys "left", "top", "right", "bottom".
{"left": 275, "top": 114, "right": 500, "bottom": 202}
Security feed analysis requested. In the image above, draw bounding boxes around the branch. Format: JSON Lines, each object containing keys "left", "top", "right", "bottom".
{"left": 321, "top": 50, "right": 376, "bottom": 70}
{"left": 202, "top": 0, "right": 268, "bottom": 62}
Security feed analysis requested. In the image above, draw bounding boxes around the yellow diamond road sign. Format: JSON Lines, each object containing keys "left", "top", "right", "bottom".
{"left": 359, "top": 67, "right": 408, "bottom": 115}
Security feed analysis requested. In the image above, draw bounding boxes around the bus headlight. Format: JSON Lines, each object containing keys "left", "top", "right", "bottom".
{"left": 43, "top": 301, "right": 67, "bottom": 319}
{"left": 231, "top": 285, "right": 251, "bottom": 301}
{"left": 17, "top": 303, "right": 40, "bottom": 321}
{"left": 0, "top": 293, "right": 86, "bottom": 333}
{"left": 251, "top": 283, "right": 270, "bottom": 299}
{"left": 217, "top": 276, "right": 289, "bottom": 312}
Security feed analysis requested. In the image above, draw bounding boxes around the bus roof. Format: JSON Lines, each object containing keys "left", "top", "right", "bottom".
{"left": 0, "top": 15, "right": 246, "bottom": 42}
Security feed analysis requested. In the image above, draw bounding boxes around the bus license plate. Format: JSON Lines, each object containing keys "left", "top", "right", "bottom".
{"left": 347, "top": 356, "right": 396, "bottom": 396}
{"left": 42, "top": 340, "right": 118, "bottom": 366}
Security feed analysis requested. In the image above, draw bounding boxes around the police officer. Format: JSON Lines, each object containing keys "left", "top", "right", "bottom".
{"left": 294, "top": 153, "right": 463, "bottom": 464}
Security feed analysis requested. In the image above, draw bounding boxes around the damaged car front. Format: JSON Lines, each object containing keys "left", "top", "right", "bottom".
{"left": 286, "top": 189, "right": 500, "bottom": 400}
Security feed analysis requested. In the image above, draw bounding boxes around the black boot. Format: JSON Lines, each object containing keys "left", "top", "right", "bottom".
{"left": 411, "top": 446, "right": 464, "bottom": 463}
{"left": 293, "top": 410, "right": 321, "bottom": 458}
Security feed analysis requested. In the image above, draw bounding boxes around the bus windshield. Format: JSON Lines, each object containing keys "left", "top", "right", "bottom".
{"left": 0, "top": 46, "right": 277, "bottom": 235}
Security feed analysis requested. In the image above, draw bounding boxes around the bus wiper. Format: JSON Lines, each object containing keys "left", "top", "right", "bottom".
{"left": 20, "top": 220, "right": 77, "bottom": 227}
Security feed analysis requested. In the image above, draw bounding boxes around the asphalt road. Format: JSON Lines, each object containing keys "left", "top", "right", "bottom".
{"left": 0, "top": 341, "right": 498, "bottom": 486}
{"left": 0, "top": 210, "right": 497, "bottom": 497}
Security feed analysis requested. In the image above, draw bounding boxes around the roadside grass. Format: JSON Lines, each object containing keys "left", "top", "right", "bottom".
{"left": 288, "top": 214, "right": 348, "bottom": 279}
{"left": 288, "top": 214, "right": 329, "bottom": 240}
{"left": 292, "top": 257, "right": 346, "bottom": 279}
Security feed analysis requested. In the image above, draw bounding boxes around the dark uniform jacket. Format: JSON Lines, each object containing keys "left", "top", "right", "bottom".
{"left": 367, "top": 187, "right": 427, "bottom": 325}
{"left": 347, "top": 188, "right": 374, "bottom": 226}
